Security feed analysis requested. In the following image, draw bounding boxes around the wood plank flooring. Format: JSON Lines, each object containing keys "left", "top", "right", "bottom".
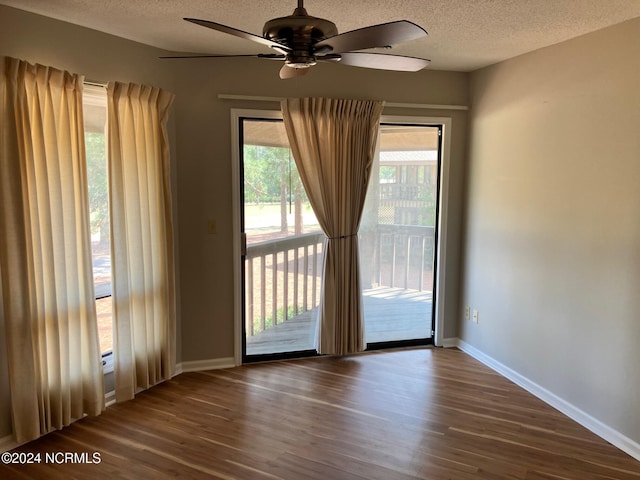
{"left": 3, "top": 347, "right": 639, "bottom": 479}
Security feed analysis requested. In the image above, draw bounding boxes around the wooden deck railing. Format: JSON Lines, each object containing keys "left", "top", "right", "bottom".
{"left": 374, "top": 224, "right": 435, "bottom": 291}
{"left": 245, "top": 225, "right": 435, "bottom": 337}
{"left": 245, "top": 232, "right": 324, "bottom": 337}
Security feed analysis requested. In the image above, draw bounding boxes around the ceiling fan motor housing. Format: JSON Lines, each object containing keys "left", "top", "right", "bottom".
{"left": 263, "top": 7, "right": 338, "bottom": 68}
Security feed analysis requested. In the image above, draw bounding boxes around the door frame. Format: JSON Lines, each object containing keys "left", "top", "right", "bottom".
{"left": 231, "top": 109, "right": 452, "bottom": 365}
{"left": 231, "top": 109, "right": 282, "bottom": 365}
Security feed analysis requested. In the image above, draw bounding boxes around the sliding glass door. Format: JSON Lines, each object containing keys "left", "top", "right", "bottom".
{"left": 240, "top": 117, "right": 322, "bottom": 360}
{"left": 238, "top": 115, "right": 441, "bottom": 360}
{"left": 360, "top": 123, "right": 441, "bottom": 346}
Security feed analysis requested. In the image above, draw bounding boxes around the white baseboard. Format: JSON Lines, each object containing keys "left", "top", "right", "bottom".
{"left": 453, "top": 338, "right": 640, "bottom": 462}
{"left": 175, "top": 356, "right": 236, "bottom": 375}
{"left": 105, "top": 390, "right": 116, "bottom": 407}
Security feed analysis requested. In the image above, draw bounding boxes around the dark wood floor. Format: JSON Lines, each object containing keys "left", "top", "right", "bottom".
{"left": 3, "top": 348, "right": 639, "bottom": 479}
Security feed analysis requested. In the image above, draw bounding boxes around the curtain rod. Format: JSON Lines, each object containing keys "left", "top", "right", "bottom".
{"left": 217, "top": 94, "right": 468, "bottom": 111}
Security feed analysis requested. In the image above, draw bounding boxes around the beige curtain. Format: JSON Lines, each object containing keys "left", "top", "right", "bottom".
{"left": 0, "top": 57, "right": 104, "bottom": 443}
{"left": 281, "top": 97, "right": 384, "bottom": 355}
{"left": 107, "top": 82, "right": 176, "bottom": 402}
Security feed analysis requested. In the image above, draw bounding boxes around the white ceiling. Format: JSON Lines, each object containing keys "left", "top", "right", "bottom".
{"left": 3, "top": 0, "right": 640, "bottom": 71}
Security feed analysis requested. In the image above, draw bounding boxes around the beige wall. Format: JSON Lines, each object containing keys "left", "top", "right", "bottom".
{"left": 461, "top": 17, "right": 640, "bottom": 444}
{"left": 0, "top": 5, "right": 469, "bottom": 439}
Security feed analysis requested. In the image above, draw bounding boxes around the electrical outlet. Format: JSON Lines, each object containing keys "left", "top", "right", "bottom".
{"left": 207, "top": 220, "right": 217, "bottom": 235}
{"left": 472, "top": 309, "right": 479, "bottom": 324}
{"left": 464, "top": 306, "right": 470, "bottom": 320}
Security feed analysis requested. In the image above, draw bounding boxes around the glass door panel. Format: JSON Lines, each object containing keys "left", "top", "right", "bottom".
{"left": 360, "top": 124, "right": 441, "bottom": 345}
{"left": 240, "top": 118, "right": 322, "bottom": 358}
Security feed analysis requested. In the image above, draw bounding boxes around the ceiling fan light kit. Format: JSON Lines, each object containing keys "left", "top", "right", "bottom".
{"left": 164, "top": 0, "right": 430, "bottom": 79}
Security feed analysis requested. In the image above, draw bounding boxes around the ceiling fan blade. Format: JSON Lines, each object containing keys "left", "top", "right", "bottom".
{"left": 314, "top": 20, "right": 427, "bottom": 54}
{"left": 160, "top": 53, "right": 285, "bottom": 60}
{"left": 184, "top": 18, "right": 291, "bottom": 52}
{"left": 316, "top": 53, "right": 342, "bottom": 62}
{"left": 279, "top": 65, "right": 310, "bottom": 79}
{"left": 334, "top": 52, "right": 430, "bottom": 71}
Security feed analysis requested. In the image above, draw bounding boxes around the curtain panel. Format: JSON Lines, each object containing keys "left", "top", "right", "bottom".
{"left": 0, "top": 57, "right": 104, "bottom": 443}
{"left": 107, "top": 82, "right": 176, "bottom": 402}
{"left": 281, "top": 97, "right": 384, "bottom": 355}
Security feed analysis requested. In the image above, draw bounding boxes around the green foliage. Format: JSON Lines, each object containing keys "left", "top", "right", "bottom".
{"left": 419, "top": 183, "right": 437, "bottom": 226}
{"left": 85, "top": 132, "right": 109, "bottom": 239}
{"left": 252, "top": 305, "right": 298, "bottom": 334}
{"left": 379, "top": 165, "right": 396, "bottom": 182}
{"left": 243, "top": 145, "right": 308, "bottom": 205}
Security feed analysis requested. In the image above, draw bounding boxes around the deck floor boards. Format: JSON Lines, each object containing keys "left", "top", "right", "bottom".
{"left": 246, "top": 287, "right": 433, "bottom": 355}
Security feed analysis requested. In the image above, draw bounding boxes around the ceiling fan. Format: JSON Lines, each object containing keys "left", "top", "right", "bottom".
{"left": 162, "top": 0, "right": 430, "bottom": 79}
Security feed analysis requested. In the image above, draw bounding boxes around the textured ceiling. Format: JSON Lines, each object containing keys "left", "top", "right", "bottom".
{"left": 3, "top": 0, "right": 640, "bottom": 71}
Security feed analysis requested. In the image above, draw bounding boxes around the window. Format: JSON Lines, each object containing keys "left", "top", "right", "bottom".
{"left": 83, "top": 84, "right": 112, "bottom": 356}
